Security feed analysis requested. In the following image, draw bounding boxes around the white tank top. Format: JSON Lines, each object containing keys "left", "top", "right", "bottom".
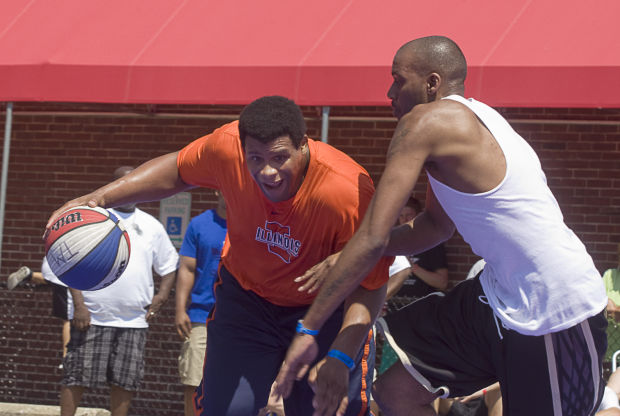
{"left": 427, "top": 95, "right": 606, "bottom": 335}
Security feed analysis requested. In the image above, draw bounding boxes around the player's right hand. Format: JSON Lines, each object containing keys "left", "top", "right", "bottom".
{"left": 45, "top": 193, "right": 104, "bottom": 234}
{"left": 175, "top": 311, "right": 192, "bottom": 340}
{"left": 72, "top": 304, "right": 91, "bottom": 331}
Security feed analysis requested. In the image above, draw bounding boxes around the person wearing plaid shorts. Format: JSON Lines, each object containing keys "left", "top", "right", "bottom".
{"left": 59, "top": 167, "right": 179, "bottom": 416}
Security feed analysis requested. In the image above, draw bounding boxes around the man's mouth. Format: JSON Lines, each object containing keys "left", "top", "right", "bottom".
{"left": 391, "top": 104, "right": 399, "bottom": 118}
{"left": 262, "top": 181, "right": 283, "bottom": 191}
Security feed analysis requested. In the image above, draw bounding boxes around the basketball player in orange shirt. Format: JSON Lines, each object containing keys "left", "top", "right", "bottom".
{"left": 47, "top": 96, "right": 392, "bottom": 416}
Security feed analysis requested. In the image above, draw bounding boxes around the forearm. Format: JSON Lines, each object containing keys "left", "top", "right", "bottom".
{"left": 329, "top": 285, "right": 386, "bottom": 358}
{"left": 410, "top": 265, "right": 448, "bottom": 291}
{"left": 156, "top": 271, "right": 176, "bottom": 300}
{"left": 69, "top": 288, "right": 86, "bottom": 308}
{"left": 385, "top": 268, "right": 411, "bottom": 299}
{"left": 302, "top": 228, "right": 387, "bottom": 330}
{"left": 386, "top": 212, "right": 453, "bottom": 256}
{"left": 97, "top": 152, "right": 192, "bottom": 208}
{"left": 175, "top": 268, "right": 195, "bottom": 314}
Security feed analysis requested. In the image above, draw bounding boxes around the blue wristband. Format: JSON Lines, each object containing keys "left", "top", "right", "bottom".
{"left": 296, "top": 320, "right": 319, "bottom": 336}
{"left": 327, "top": 349, "right": 355, "bottom": 370}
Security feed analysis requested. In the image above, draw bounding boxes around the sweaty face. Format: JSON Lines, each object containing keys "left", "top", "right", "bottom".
{"left": 398, "top": 205, "right": 417, "bottom": 225}
{"left": 244, "top": 134, "right": 309, "bottom": 203}
{"left": 387, "top": 49, "right": 428, "bottom": 120}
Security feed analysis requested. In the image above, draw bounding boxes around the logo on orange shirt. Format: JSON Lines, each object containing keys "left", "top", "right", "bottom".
{"left": 255, "top": 221, "right": 302, "bottom": 263}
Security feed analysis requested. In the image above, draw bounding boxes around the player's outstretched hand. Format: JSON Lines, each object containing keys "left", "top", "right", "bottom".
{"left": 295, "top": 252, "right": 341, "bottom": 294}
{"left": 308, "top": 357, "right": 350, "bottom": 416}
{"left": 45, "top": 192, "right": 104, "bottom": 234}
{"left": 274, "top": 333, "right": 319, "bottom": 399}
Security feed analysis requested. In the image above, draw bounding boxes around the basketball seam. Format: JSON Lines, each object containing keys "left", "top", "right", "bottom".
{"left": 47, "top": 217, "right": 112, "bottom": 249}
{"left": 96, "top": 230, "right": 127, "bottom": 290}
{"left": 57, "top": 218, "right": 121, "bottom": 285}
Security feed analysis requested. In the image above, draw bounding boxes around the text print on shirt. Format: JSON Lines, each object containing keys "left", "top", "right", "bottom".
{"left": 255, "top": 221, "right": 302, "bottom": 263}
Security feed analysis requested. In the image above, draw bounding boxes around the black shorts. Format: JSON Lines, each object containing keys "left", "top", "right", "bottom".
{"left": 378, "top": 276, "right": 607, "bottom": 416}
{"left": 49, "top": 281, "right": 68, "bottom": 320}
{"left": 193, "top": 265, "right": 375, "bottom": 416}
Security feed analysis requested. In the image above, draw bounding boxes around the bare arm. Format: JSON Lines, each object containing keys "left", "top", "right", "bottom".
{"left": 385, "top": 185, "right": 454, "bottom": 257}
{"left": 279, "top": 284, "right": 386, "bottom": 415}
{"left": 299, "top": 109, "right": 454, "bottom": 332}
{"left": 333, "top": 285, "right": 386, "bottom": 362}
{"left": 46, "top": 151, "right": 193, "bottom": 229}
{"left": 410, "top": 264, "right": 449, "bottom": 291}
{"left": 175, "top": 256, "right": 197, "bottom": 339}
{"left": 69, "top": 288, "right": 90, "bottom": 331}
{"left": 385, "top": 267, "right": 412, "bottom": 300}
{"left": 275, "top": 107, "right": 454, "bottom": 406}
{"left": 146, "top": 270, "right": 176, "bottom": 322}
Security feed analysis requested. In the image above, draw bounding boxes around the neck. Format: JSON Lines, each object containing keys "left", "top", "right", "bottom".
{"left": 215, "top": 205, "right": 227, "bottom": 219}
{"left": 115, "top": 206, "right": 136, "bottom": 213}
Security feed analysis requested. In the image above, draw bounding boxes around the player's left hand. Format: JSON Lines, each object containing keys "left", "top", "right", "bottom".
{"left": 308, "top": 357, "right": 350, "bottom": 416}
{"left": 274, "top": 333, "right": 319, "bottom": 399}
{"left": 295, "top": 252, "right": 340, "bottom": 294}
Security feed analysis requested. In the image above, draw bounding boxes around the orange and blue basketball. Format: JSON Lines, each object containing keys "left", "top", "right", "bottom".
{"left": 45, "top": 206, "right": 131, "bottom": 290}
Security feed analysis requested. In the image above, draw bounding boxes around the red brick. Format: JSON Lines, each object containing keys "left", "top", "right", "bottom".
{"left": 2, "top": 102, "right": 619, "bottom": 413}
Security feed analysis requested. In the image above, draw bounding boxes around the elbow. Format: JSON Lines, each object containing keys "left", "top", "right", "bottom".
{"left": 436, "top": 221, "right": 455, "bottom": 244}
{"left": 436, "top": 278, "right": 449, "bottom": 292}
{"left": 362, "top": 229, "right": 390, "bottom": 259}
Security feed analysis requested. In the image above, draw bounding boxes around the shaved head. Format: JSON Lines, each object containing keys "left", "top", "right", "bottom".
{"left": 398, "top": 36, "right": 467, "bottom": 91}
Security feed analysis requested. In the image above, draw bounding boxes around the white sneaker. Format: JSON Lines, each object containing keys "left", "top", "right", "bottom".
{"left": 7, "top": 266, "right": 32, "bottom": 290}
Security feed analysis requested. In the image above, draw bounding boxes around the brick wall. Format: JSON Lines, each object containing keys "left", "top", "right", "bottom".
{"left": 0, "top": 102, "right": 619, "bottom": 415}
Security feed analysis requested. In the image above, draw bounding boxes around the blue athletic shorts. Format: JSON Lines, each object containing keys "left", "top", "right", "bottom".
{"left": 193, "top": 265, "right": 375, "bottom": 416}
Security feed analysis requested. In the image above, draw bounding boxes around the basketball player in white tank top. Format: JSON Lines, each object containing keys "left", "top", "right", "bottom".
{"left": 277, "top": 36, "right": 607, "bottom": 416}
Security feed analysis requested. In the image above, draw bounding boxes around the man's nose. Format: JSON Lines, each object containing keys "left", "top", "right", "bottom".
{"left": 259, "top": 163, "right": 278, "bottom": 177}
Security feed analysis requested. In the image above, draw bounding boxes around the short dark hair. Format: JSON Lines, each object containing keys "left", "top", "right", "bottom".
{"left": 404, "top": 196, "right": 422, "bottom": 214}
{"left": 238, "top": 96, "right": 307, "bottom": 148}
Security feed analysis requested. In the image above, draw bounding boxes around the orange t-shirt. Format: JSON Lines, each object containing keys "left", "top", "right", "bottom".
{"left": 177, "top": 121, "right": 391, "bottom": 307}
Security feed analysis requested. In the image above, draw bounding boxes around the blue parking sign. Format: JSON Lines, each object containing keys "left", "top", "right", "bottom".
{"left": 166, "top": 216, "right": 182, "bottom": 235}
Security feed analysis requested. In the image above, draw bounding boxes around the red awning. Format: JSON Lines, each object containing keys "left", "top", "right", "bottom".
{"left": 0, "top": 0, "right": 619, "bottom": 107}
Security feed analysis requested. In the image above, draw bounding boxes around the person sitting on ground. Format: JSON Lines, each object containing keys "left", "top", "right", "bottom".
{"left": 387, "top": 197, "right": 448, "bottom": 312}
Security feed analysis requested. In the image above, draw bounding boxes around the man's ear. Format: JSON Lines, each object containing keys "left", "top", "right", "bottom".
{"left": 300, "top": 135, "right": 309, "bottom": 149}
{"left": 427, "top": 73, "right": 441, "bottom": 95}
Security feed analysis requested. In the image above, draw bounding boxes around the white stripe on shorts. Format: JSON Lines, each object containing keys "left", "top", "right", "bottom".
{"left": 544, "top": 319, "right": 602, "bottom": 416}
{"left": 375, "top": 316, "right": 450, "bottom": 399}
{"left": 544, "top": 333, "right": 562, "bottom": 416}
{"left": 581, "top": 320, "right": 602, "bottom": 415}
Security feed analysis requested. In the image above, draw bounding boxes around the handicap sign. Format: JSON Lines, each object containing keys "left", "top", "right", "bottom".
{"left": 159, "top": 192, "right": 192, "bottom": 249}
{"left": 166, "top": 217, "right": 182, "bottom": 235}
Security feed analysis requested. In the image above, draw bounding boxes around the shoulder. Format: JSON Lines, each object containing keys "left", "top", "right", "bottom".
{"left": 309, "top": 140, "right": 374, "bottom": 199}
{"left": 399, "top": 99, "right": 477, "bottom": 140}
{"left": 310, "top": 140, "right": 372, "bottom": 184}
{"left": 391, "top": 99, "right": 482, "bottom": 163}
{"left": 187, "top": 210, "right": 214, "bottom": 229}
{"left": 135, "top": 209, "right": 166, "bottom": 231}
{"left": 180, "top": 121, "right": 241, "bottom": 160}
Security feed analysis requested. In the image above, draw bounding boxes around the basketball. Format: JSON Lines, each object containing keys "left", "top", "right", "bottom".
{"left": 44, "top": 205, "right": 131, "bottom": 291}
